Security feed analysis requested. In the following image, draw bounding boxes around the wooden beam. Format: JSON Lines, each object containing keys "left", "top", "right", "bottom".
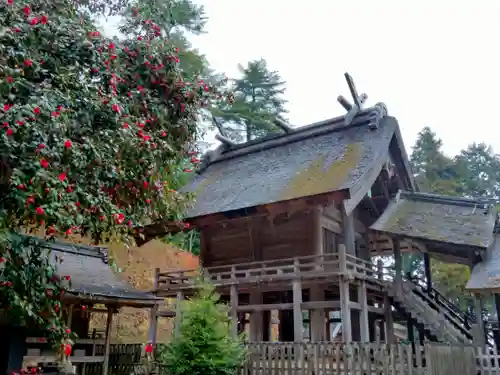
{"left": 273, "top": 118, "right": 294, "bottom": 133}
{"left": 191, "top": 189, "right": 349, "bottom": 229}
{"left": 215, "top": 133, "right": 237, "bottom": 147}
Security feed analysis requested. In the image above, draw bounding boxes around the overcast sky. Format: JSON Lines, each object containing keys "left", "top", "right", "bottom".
{"left": 102, "top": 1, "right": 500, "bottom": 157}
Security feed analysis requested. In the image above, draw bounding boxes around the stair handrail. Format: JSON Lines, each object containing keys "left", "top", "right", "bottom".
{"left": 407, "top": 274, "right": 495, "bottom": 346}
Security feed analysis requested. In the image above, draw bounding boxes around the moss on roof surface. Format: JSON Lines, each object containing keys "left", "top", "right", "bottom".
{"left": 371, "top": 193, "right": 496, "bottom": 248}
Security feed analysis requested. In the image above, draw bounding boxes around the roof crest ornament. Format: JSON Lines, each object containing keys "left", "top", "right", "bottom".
{"left": 337, "top": 72, "right": 370, "bottom": 127}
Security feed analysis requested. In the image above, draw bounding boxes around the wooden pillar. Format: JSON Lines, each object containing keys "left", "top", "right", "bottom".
{"left": 310, "top": 285, "right": 326, "bottom": 341}
{"left": 423, "top": 252, "right": 432, "bottom": 292}
{"left": 358, "top": 280, "right": 369, "bottom": 342}
{"left": 148, "top": 268, "right": 160, "bottom": 345}
{"left": 249, "top": 291, "right": 263, "bottom": 341}
{"left": 473, "top": 293, "right": 486, "bottom": 347}
{"left": 495, "top": 294, "right": 500, "bottom": 350}
{"left": 341, "top": 204, "right": 356, "bottom": 255}
{"left": 102, "top": 307, "right": 114, "bottom": 375}
{"left": 174, "top": 291, "right": 184, "bottom": 337}
{"left": 293, "top": 260, "right": 303, "bottom": 342}
{"left": 230, "top": 282, "right": 238, "bottom": 338}
{"left": 384, "top": 292, "right": 394, "bottom": 344}
{"left": 339, "top": 243, "right": 351, "bottom": 343}
{"left": 393, "top": 238, "right": 403, "bottom": 294}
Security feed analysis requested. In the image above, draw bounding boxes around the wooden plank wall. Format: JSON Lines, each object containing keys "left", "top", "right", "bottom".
{"left": 202, "top": 210, "right": 315, "bottom": 267}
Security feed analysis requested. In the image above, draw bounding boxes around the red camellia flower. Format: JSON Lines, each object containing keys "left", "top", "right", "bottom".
{"left": 40, "top": 15, "right": 48, "bottom": 24}
{"left": 144, "top": 343, "right": 153, "bottom": 354}
{"left": 33, "top": 107, "right": 41, "bottom": 114}
{"left": 23, "top": 6, "right": 30, "bottom": 15}
{"left": 65, "top": 228, "right": 72, "bottom": 235}
{"left": 111, "top": 103, "right": 120, "bottom": 113}
{"left": 64, "top": 140, "right": 72, "bottom": 148}
{"left": 40, "top": 159, "right": 49, "bottom": 168}
{"left": 109, "top": 42, "right": 115, "bottom": 49}
{"left": 6, "top": 128, "right": 13, "bottom": 136}
{"left": 7, "top": 77, "right": 13, "bottom": 83}
{"left": 47, "top": 226, "right": 56, "bottom": 235}
{"left": 58, "top": 172, "right": 66, "bottom": 182}
{"left": 35, "top": 207, "right": 45, "bottom": 215}
{"left": 30, "top": 18, "right": 38, "bottom": 25}
{"left": 114, "top": 213, "right": 125, "bottom": 224}
{"left": 64, "top": 343, "right": 72, "bottom": 357}
{"left": 24, "top": 59, "right": 32, "bottom": 67}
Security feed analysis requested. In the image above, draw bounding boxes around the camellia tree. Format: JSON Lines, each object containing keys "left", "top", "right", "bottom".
{"left": 0, "top": 0, "right": 222, "bottom": 359}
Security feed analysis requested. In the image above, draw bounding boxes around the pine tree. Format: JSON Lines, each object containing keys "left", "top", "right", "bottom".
{"left": 159, "top": 281, "right": 246, "bottom": 375}
{"left": 0, "top": 0, "right": 224, "bottom": 351}
{"left": 215, "top": 59, "right": 287, "bottom": 142}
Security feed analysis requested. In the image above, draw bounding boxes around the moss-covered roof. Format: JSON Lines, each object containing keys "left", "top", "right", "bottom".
{"left": 370, "top": 191, "right": 496, "bottom": 248}
{"left": 20, "top": 235, "right": 161, "bottom": 305}
{"left": 467, "top": 234, "right": 500, "bottom": 292}
{"left": 182, "top": 103, "right": 399, "bottom": 218}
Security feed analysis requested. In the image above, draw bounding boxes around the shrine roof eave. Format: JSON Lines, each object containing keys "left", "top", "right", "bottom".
{"left": 370, "top": 190, "right": 496, "bottom": 255}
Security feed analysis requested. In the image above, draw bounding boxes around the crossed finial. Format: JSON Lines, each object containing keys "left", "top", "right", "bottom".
{"left": 337, "top": 73, "right": 368, "bottom": 126}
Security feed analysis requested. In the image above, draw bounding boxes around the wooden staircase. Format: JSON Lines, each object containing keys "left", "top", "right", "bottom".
{"left": 386, "top": 280, "right": 474, "bottom": 345}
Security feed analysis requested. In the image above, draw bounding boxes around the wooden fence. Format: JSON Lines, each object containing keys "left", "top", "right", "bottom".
{"left": 80, "top": 342, "right": 500, "bottom": 375}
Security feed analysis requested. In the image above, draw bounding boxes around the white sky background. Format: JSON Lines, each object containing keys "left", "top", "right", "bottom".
{"left": 101, "top": 1, "right": 500, "bottom": 157}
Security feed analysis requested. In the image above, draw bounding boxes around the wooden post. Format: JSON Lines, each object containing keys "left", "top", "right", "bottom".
{"left": 495, "top": 293, "right": 500, "bottom": 350}
{"left": 310, "top": 285, "right": 326, "bottom": 341}
{"left": 174, "top": 291, "right": 184, "bottom": 337}
{"left": 230, "top": 272, "right": 238, "bottom": 338}
{"left": 339, "top": 244, "right": 347, "bottom": 273}
{"left": 358, "top": 280, "right": 369, "bottom": 342}
{"left": 393, "top": 237, "right": 403, "bottom": 295}
{"left": 338, "top": 243, "right": 351, "bottom": 342}
{"left": 341, "top": 204, "right": 356, "bottom": 256}
{"left": 249, "top": 290, "right": 263, "bottom": 341}
{"left": 292, "top": 259, "right": 303, "bottom": 342}
{"left": 66, "top": 304, "right": 74, "bottom": 330}
{"left": 423, "top": 252, "right": 432, "bottom": 292}
{"left": 148, "top": 268, "right": 160, "bottom": 345}
{"left": 377, "top": 259, "right": 384, "bottom": 280}
{"left": 384, "top": 292, "right": 394, "bottom": 344}
{"left": 473, "top": 293, "right": 486, "bottom": 347}
{"left": 102, "top": 307, "right": 114, "bottom": 375}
